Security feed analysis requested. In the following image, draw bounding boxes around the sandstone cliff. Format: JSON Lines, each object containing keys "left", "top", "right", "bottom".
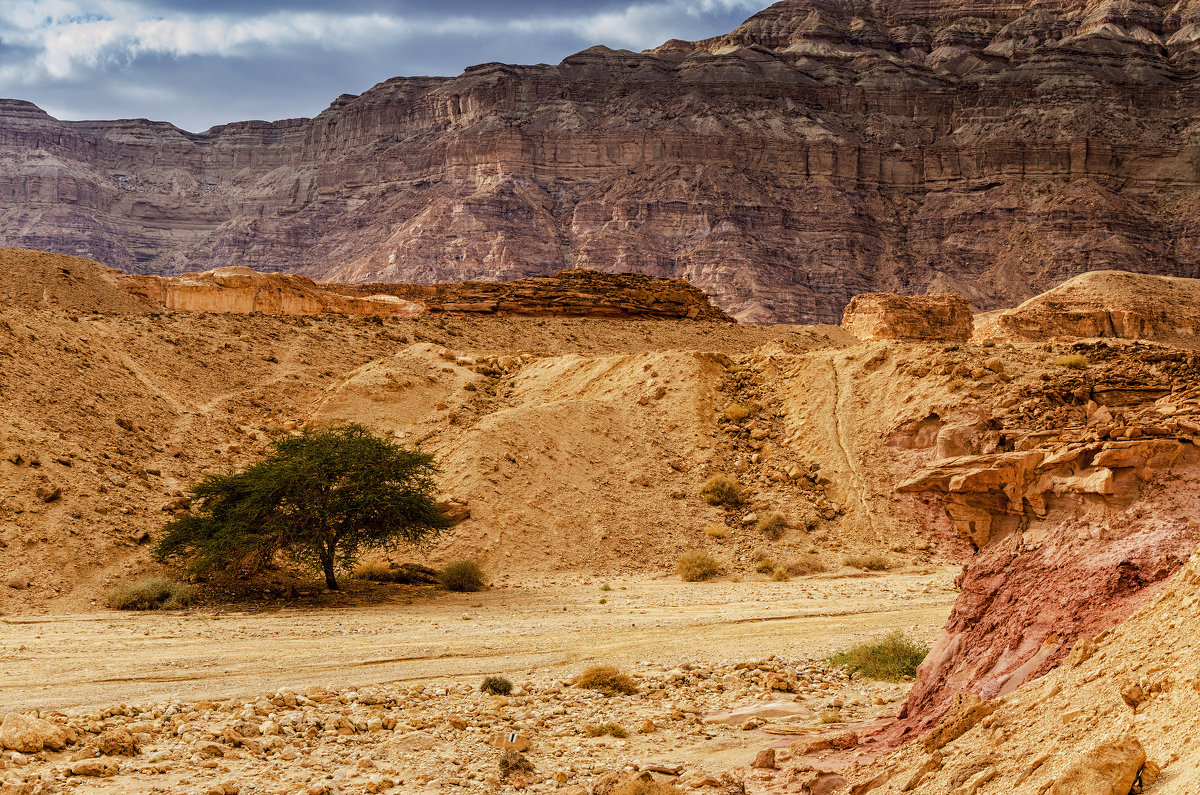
{"left": 9, "top": 0, "right": 1200, "bottom": 322}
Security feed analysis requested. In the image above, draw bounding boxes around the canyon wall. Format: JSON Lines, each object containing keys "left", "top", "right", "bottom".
{"left": 8, "top": 0, "right": 1200, "bottom": 322}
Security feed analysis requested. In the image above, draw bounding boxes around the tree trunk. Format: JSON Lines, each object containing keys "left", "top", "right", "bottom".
{"left": 321, "top": 546, "right": 339, "bottom": 590}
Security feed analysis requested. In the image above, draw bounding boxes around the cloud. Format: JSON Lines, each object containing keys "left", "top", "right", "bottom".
{"left": 0, "top": 0, "right": 767, "bottom": 129}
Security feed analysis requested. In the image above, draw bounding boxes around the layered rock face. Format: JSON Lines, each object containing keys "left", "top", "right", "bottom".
{"left": 8, "top": 0, "right": 1200, "bottom": 322}
{"left": 842, "top": 293, "right": 972, "bottom": 341}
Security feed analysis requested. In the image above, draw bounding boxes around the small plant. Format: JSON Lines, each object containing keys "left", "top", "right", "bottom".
{"left": 828, "top": 630, "right": 930, "bottom": 682}
{"left": 722, "top": 403, "right": 755, "bottom": 422}
{"left": 575, "top": 665, "right": 638, "bottom": 696}
{"left": 599, "top": 598, "right": 607, "bottom": 604}
{"left": 585, "top": 722, "right": 628, "bottom": 738}
{"left": 351, "top": 556, "right": 394, "bottom": 581}
{"left": 704, "top": 524, "right": 729, "bottom": 539}
{"left": 843, "top": 553, "right": 890, "bottom": 571}
{"left": 1054, "top": 354, "right": 1089, "bottom": 370}
{"left": 499, "top": 749, "right": 534, "bottom": 779}
{"left": 614, "top": 780, "right": 682, "bottom": 795}
{"left": 677, "top": 549, "right": 720, "bottom": 582}
{"left": 438, "top": 559, "right": 486, "bottom": 592}
{"left": 104, "top": 578, "right": 197, "bottom": 610}
{"left": 819, "top": 708, "right": 843, "bottom": 724}
{"left": 785, "top": 555, "right": 829, "bottom": 576}
{"left": 600, "top": 583, "right": 612, "bottom": 592}
{"left": 771, "top": 569, "right": 790, "bottom": 582}
{"left": 755, "top": 559, "right": 775, "bottom": 575}
{"left": 756, "top": 510, "right": 788, "bottom": 540}
{"left": 701, "top": 474, "right": 743, "bottom": 508}
{"left": 480, "top": 675, "right": 513, "bottom": 695}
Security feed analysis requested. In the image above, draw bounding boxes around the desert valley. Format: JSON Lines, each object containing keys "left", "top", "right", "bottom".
{"left": 5, "top": 0, "right": 1200, "bottom": 793}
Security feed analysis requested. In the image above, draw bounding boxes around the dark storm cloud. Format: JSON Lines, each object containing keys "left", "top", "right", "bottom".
{"left": 0, "top": 0, "right": 764, "bottom": 132}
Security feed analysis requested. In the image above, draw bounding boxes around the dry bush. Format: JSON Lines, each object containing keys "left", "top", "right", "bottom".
{"left": 704, "top": 524, "right": 730, "bottom": 539}
{"left": 438, "top": 559, "right": 486, "bottom": 591}
{"left": 575, "top": 665, "right": 638, "bottom": 696}
{"left": 771, "top": 569, "right": 790, "bottom": 582}
{"left": 499, "top": 749, "right": 534, "bottom": 779}
{"left": 1054, "top": 354, "right": 1089, "bottom": 370}
{"left": 785, "top": 555, "right": 829, "bottom": 576}
{"left": 829, "top": 630, "right": 929, "bottom": 681}
{"left": 819, "top": 708, "right": 843, "bottom": 724}
{"left": 756, "top": 510, "right": 788, "bottom": 540}
{"left": 843, "top": 553, "right": 890, "bottom": 571}
{"left": 350, "top": 556, "right": 393, "bottom": 582}
{"left": 677, "top": 550, "right": 720, "bottom": 582}
{"left": 104, "top": 578, "right": 197, "bottom": 610}
{"left": 701, "top": 473, "right": 744, "bottom": 507}
{"left": 722, "top": 403, "right": 755, "bottom": 422}
{"left": 755, "top": 559, "right": 774, "bottom": 574}
{"left": 614, "top": 779, "right": 682, "bottom": 795}
{"left": 585, "top": 722, "right": 628, "bottom": 738}
{"left": 480, "top": 676, "right": 512, "bottom": 695}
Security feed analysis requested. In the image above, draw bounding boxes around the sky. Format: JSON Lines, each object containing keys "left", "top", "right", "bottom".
{"left": 0, "top": 0, "right": 767, "bottom": 132}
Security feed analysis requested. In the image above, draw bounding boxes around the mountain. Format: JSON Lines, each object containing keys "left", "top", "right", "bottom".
{"left": 6, "top": 0, "right": 1200, "bottom": 322}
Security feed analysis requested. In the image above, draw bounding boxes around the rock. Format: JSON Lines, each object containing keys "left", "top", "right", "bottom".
{"left": 921, "top": 694, "right": 997, "bottom": 752}
{"left": 1049, "top": 736, "right": 1146, "bottom": 795}
{"left": 704, "top": 700, "right": 813, "bottom": 725}
{"left": 193, "top": 741, "right": 229, "bottom": 758}
{"left": 448, "top": 717, "right": 467, "bottom": 730}
{"left": 751, "top": 748, "right": 776, "bottom": 769}
{"left": 96, "top": 728, "right": 137, "bottom": 756}
{"left": 69, "top": 757, "right": 119, "bottom": 777}
{"left": 34, "top": 485, "right": 61, "bottom": 503}
{"left": 0, "top": 712, "right": 68, "bottom": 752}
{"left": 490, "top": 732, "right": 531, "bottom": 752}
{"left": 792, "top": 730, "right": 859, "bottom": 755}
{"left": 638, "top": 719, "right": 656, "bottom": 734}
{"left": 842, "top": 294, "right": 972, "bottom": 342}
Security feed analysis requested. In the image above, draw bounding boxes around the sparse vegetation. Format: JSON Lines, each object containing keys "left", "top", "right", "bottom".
{"left": 701, "top": 474, "right": 743, "bottom": 507}
{"left": 756, "top": 510, "right": 788, "bottom": 540}
{"left": 153, "top": 424, "right": 452, "bottom": 590}
{"left": 819, "top": 708, "right": 843, "bottom": 724}
{"left": 1054, "top": 353, "right": 1089, "bottom": 370}
{"left": 499, "top": 749, "right": 534, "bottom": 779}
{"left": 704, "top": 523, "right": 730, "bottom": 539}
{"left": 439, "top": 559, "right": 486, "bottom": 592}
{"left": 677, "top": 549, "right": 720, "bottom": 582}
{"left": 771, "top": 569, "right": 790, "bottom": 582}
{"left": 575, "top": 665, "right": 638, "bottom": 696}
{"left": 843, "top": 553, "right": 891, "bottom": 571}
{"left": 755, "top": 559, "right": 775, "bottom": 575}
{"left": 104, "top": 577, "right": 197, "bottom": 610}
{"left": 613, "top": 780, "right": 681, "bottom": 795}
{"left": 600, "top": 583, "right": 612, "bottom": 592}
{"left": 350, "top": 556, "right": 394, "bottom": 581}
{"left": 785, "top": 554, "right": 829, "bottom": 576}
{"left": 585, "top": 722, "right": 628, "bottom": 738}
{"left": 722, "top": 402, "right": 756, "bottom": 422}
{"left": 480, "top": 675, "right": 513, "bottom": 695}
{"left": 828, "top": 630, "right": 930, "bottom": 682}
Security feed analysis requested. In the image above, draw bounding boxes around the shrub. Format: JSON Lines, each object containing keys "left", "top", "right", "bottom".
{"left": 439, "top": 559, "right": 486, "bottom": 592}
{"left": 600, "top": 583, "right": 612, "bottom": 592}
{"left": 755, "top": 559, "right": 775, "bottom": 575}
{"left": 614, "top": 780, "right": 681, "bottom": 795}
{"left": 771, "top": 569, "right": 790, "bottom": 582}
{"left": 585, "top": 722, "right": 628, "bottom": 738}
{"left": 722, "top": 403, "right": 755, "bottom": 422}
{"left": 785, "top": 555, "right": 829, "bottom": 576}
{"left": 677, "top": 550, "right": 720, "bottom": 582}
{"left": 351, "top": 556, "right": 394, "bottom": 582}
{"left": 819, "top": 708, "right": 843, "bottom": 724}
{"left": 1054, "top": 354, "right": 1089, "bottom": 370}
{"left": 843, "top": 553, "right": 890, "bottom": 571}
{"left": 480, "top": 676, "right": 512, "bottom": 695}
{"left": 704, "top": 524, "right": 729, "bottom": 539}
{"left": 499, "top": 749, "right": 534, "bottom": 779}
{"left": 575, "top": 665, "right": 638, "bottom": 696}
{"left": 701, "top": 474, "right": 743, "bottom": 508}
{"left": 104, "top": 578, "right": 197, "bottom": 610}
{"left": 828, "top": 630, "right": 930, "bottom": 682}
{"left": 756, "top": 510, "right": 788, "bottom": 540}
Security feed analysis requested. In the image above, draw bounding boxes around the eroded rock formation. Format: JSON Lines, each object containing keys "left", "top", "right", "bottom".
{"left": 842, "top": 293, "right": 972, "bottom": 341}
{"left": 9, "top": 0, "right": 1200, "bottom": 321}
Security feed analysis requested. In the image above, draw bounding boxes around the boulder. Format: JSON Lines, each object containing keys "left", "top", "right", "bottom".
{"left": 0, "top": 712, "right": 68, "bottom": 753}
{"left": 842, "top": 293, "right": 972, "bottom": 342}
{"left": 1049, "top": 736, "right": 1145, "bottom": 795}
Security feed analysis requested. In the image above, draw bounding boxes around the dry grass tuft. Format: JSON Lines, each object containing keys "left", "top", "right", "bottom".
{"left": 756, "top": 510, "right": 788, "bottom": 540}
{"left": 1054, "top": 353, "right": 1089, "bottom": 369}
{"left": 722, "top": 403, "right": 755, "bottom": 422}
{"left": 614, "top": 779, "right": 682, "bottom": 795}
{"left": 104, "top": 578, "right": 197, "bottom": 610}
{"left": 843, "top": 553, "right": 890, "bottom": 571}
{"left": 585, "top": 722, "right": 628, "bottom": 738}
{"left": 701, "top": 474, "right": 744, "bottom": 507}
{"left": 755, "top": 559, "right": 774, "bottom": 574}
{"left": 677, "top": 549, "right": 720, "bottom": 582}
{"left": 704, "top": 523, "right": 730, "bottom": 539}
{"left": 785, "top": 554, "right": 829, "bottom": 576}
{"left": 438, "top": 559, "right": 486, "bottom": 592}
{"left": 575, "top": 665, "right": 638, "bottom": 696}
{"left": 350, "top": 556, "right": 394, "bottom": 582}
{"left": 499, "top": 749, "right": 534, "bottom": 779}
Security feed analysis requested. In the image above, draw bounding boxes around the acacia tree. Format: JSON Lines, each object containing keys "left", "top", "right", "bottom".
{"left": 153, "top": 424, "right": 452, "bottom": 590}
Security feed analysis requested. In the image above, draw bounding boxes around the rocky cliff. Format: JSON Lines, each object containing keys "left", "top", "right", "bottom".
{"left": 8, "top": 0, "right": 1200, "bottom": 322}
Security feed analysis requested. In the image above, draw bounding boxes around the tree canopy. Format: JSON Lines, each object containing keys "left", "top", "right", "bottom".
{"left": 153, "top": 424, "right": 452, "bottom": 590}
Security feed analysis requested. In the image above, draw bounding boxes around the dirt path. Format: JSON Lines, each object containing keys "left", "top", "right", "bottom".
{"left": 1, "top": 568, "right": 957, "bottom": 712}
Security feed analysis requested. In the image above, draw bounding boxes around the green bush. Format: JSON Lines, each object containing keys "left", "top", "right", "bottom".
{"left": 439, "top": 559, "right": 486, "bottom": 592}
{"left": 480, "top": 675, "right": 512, "bottom": 695}
{"left": 701, "top": 474, "right": 743, "bottom": 508}
{"left": 843, "top": 553, "right": 890, "bottom": 571}
{"left": 677, "top": 550, "right": 720, "bottom": 582}
{"left": 104, "top": 578, "right": 197, "bottom": 610}
{"left": 575, "top": 665, "right": 638, "bottom": 696}
{"left": 756, "top": 510, "right": 788, "bottom": 540}
{"left": 585, "top": 722, "right": 628, "bottom": 738}
{"left": 829, "top": 630, "right": 930, "bottom": 682}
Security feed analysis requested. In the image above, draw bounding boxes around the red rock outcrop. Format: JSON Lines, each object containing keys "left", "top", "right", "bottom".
{"left": 842, "top": 293, "right": 972, "bottom": 341}
{"left": 9, "top": 1, "right": 1200, "bottom": 322}
{"left": 881, "top": 341, "right": 1200, "bottom": 741}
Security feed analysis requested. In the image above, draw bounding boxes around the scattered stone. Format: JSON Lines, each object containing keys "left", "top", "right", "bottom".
{"left": 751, "top": 748, "right": 776, "bottom": 769}
{"left": 69, "top": 757, "right": 119, "bottom": 777}
{"left": 0, "top": 713, "right": 68, "bottom": 753}
{"left": 96, "top": 727, "right": 137, "bottom": 756}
